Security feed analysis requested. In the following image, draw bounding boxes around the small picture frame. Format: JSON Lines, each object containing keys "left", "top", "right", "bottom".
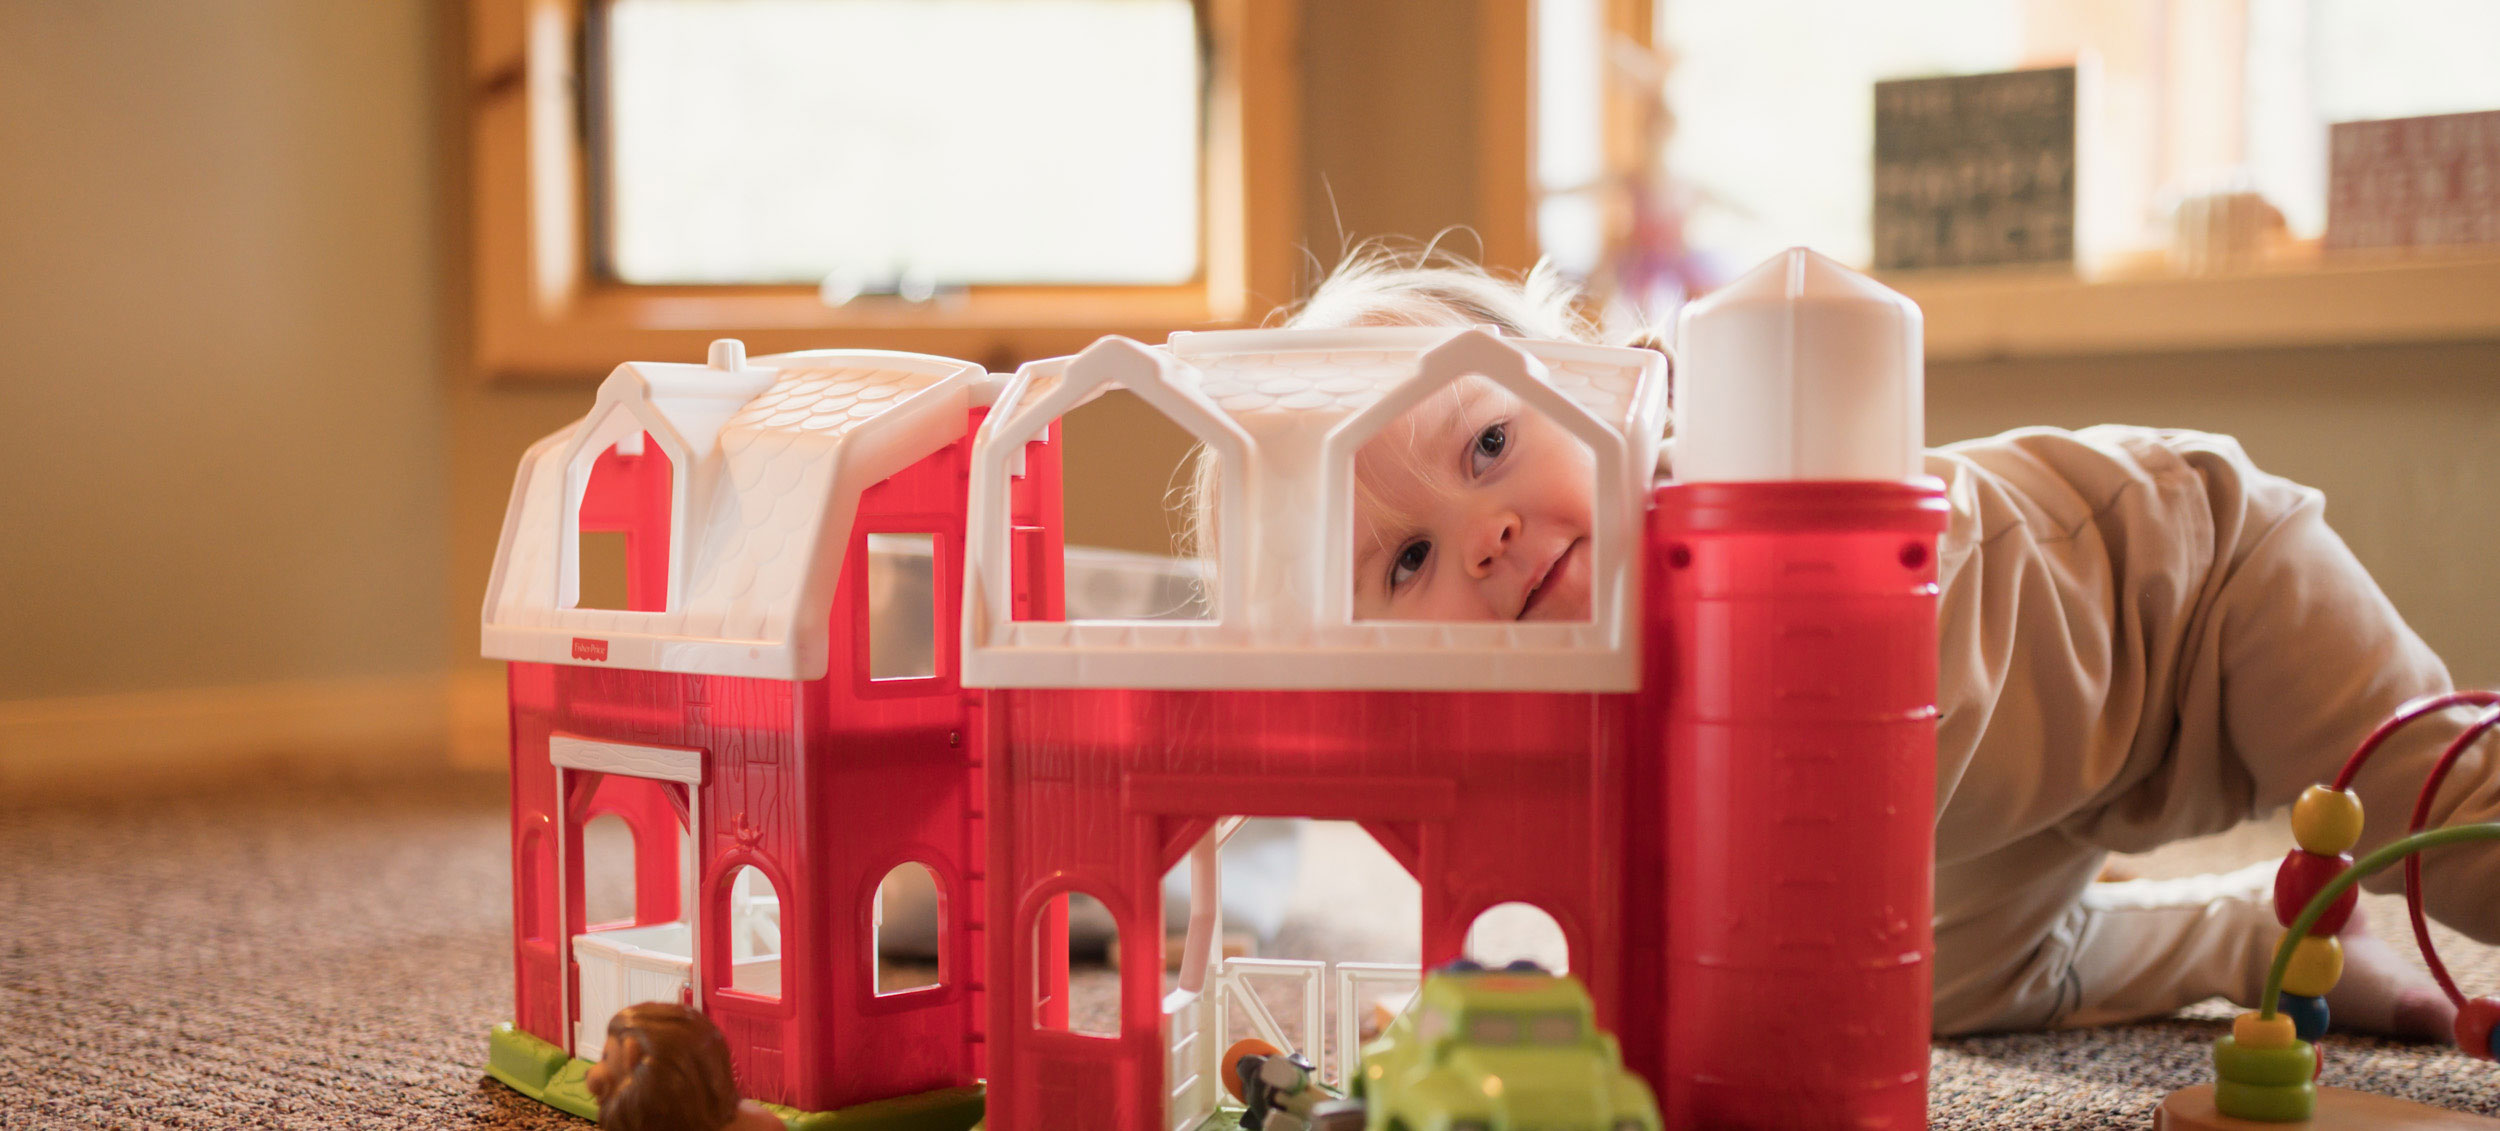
{"left": 2326, "top": 109, "right": 2500, "bottom": 254}
{"left": 1873, "top": 66, "right": 2078, "bottom": 271}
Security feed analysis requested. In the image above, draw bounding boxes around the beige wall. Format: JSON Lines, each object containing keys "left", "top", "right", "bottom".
{"left": 0, "top": 3, "right": 450, "bottom": 700}
{"left": 8, "top": 2, "right": 2498, "bottom": 787}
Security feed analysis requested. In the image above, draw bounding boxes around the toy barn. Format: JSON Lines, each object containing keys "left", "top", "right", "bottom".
{"left": 480, "top": 340, "right": 1036, "bottom": 1127}
{"left": 483, "top": 255, "right": 1946, "bottom": 1131}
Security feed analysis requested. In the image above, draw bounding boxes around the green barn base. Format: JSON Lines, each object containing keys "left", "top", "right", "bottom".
{"left": 486, "top": 1023, "right": 986, "bottom": 1130}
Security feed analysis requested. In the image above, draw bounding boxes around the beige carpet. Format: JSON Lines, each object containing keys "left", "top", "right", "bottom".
{"left": 6, "top": 775, "right": 2500, "bottom": 1129}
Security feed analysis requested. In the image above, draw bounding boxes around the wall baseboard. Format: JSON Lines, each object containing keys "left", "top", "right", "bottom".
{"left": 0, "top": 674, "right": 474, "bottom": 799}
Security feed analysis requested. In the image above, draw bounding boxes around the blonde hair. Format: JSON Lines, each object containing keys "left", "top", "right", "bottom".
{"left": 1171, "top": 246, "right": 1606, "bottom": 569}
{"left": 1279, "top": 244, "right": 1599, "bottom": 342}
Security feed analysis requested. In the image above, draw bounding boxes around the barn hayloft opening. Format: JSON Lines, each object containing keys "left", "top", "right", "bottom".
{"left": 574, "top": 430, "right": 675, "bottom": 613}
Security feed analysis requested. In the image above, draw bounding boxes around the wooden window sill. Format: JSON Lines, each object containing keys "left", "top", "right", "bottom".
{"left": 1882, "top": 248, "right": 2500, "bottom": 362}
{"left": 475, "top": 284, "right": 1242, "bottom": 380}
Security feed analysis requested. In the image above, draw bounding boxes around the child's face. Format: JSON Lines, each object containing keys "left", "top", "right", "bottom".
{"left": 1353, "top": 376, "right": 1595, "bottom": 621}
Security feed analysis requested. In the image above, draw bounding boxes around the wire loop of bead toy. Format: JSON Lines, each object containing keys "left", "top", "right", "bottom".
{"left": 2209, "top": 691, "right": 2500, "bottom": 1123}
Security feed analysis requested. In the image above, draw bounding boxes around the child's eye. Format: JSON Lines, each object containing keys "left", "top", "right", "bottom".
{"left": 1389, "top": 540, "right": 1431, "bottom": 590}
{"left": 1470, "top": 422, "right": 1508, "bottom": 475}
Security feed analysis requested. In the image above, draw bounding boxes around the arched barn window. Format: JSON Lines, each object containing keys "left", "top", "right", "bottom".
{"left": 874, "top": 861, "right": 945, "bottom": 996}
{"left": 1033, "top": 889, "right": 1121, "bottom": 1039}
{"left": 725, "top": 864, "right": 782, "bottom": 999}
{"left": 1463, "top": 901, "right": 1571, "bottom": 974}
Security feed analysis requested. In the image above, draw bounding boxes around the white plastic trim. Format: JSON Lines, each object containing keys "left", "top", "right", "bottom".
{"left": 556, "top": 394, "right": 697, "bottom": 614}
{"left": 1316, "top": 330, "right": 1638, "bottom": 672}
{"left": 961, "top": 329, "right": 1663, "bottom": 693}
{"left": 550, "top": 735, "right": 705, "bottom": 785}
{"left": 963, "top": 632, "right": 1632, "bottom": 691}
{"left": 964, "top": 336, "right": 1257, "bottom": 663}
{"left": 1176, "top": 833, "right": 1220, "bottom": 995}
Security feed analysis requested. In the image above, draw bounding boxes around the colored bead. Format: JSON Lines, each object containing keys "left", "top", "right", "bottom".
{"left": 2215, "top": 1079, "right": 2316, "bottom": 1122}
{"left": 2455, "top": 996, "right": 2500, "bottom": 1060}
{"left": 2234, "top": 1010, "right": 2299, "bottom": 1050}
{"left": 2276, "top": 992, "right": 2330, "bottom": 1042}
{"left": 2290, "top": 786, "right": 2365, "bottom": 855}
{"left": 2272, "top": 850, "right": 2357, "bottom": 935}
{"left": 2213, "top": 1035, "right": 2317, "bottom": 1086}
{"left": 2280, "top": 936, "right": 2345, "bottom": 998}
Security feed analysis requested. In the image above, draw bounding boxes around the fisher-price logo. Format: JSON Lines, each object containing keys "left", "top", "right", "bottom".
{"left": 572, "top": 637, "right": 609, "bottom": 662}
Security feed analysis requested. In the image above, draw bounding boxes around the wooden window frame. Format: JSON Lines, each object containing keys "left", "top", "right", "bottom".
{"left": 466, "top": 0, "right": 1302, "bottom": 380}
{"left": 1506, "top": 0, "right": 1657, "bottom": 279}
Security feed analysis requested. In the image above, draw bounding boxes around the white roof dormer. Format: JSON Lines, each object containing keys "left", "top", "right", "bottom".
{"left": 483, "top": 342, "right": 991, "bottom": 680}
{"left": 553, "top": 340, "right": 778, "bottom": 613}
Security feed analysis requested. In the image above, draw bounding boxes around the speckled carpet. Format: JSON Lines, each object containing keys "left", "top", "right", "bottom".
{"left": 5, "top": 775, "right": 2500, "bottom": 1129}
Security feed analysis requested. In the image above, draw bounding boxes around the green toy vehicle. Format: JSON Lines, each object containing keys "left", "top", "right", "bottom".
{"left": 1351, "top": 961, "right": 1661, "bottom": 1131}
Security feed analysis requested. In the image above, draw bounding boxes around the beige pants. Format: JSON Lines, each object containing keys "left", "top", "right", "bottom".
{"left": 1936, "top": 851, "right": 2283, "bottom": 1033}
{"left": 1922, "top": 427, "right": 2500, "bottom": 1035}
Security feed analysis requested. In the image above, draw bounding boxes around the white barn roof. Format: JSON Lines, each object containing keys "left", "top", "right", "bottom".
{"left": 481, "top": 343, "right": 990, "bottom": 680}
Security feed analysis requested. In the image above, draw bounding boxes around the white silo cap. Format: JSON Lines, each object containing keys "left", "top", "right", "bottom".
{"left": 1672, "top": 247, "right": 1924, "bottom": 482}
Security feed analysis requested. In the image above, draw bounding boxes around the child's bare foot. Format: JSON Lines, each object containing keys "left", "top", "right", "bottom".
{"left": 2321, "top": 902, "right": 2457, "bottom": 1043}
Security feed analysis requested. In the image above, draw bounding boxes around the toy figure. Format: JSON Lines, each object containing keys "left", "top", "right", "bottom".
{"left": 1224, "top": 1039, "right": 1364, "bottom": 1131}
{"left": 584, "top": 1002, "right": 784, "bottom": 1131}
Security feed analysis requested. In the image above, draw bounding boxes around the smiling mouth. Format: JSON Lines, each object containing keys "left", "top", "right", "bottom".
{"left": 1517, "top": 538, "right": 1584, "bottom": 620}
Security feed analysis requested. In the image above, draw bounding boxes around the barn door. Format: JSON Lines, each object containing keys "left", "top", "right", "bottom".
{"left": 551, "top": 735, "right": 705, "bottom": 1056}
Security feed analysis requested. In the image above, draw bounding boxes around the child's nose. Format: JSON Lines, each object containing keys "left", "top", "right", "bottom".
{"left": 1466, "top": 512, "right": 1523, "bottom": 578}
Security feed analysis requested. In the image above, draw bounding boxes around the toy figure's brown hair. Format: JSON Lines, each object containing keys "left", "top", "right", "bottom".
{"left": 597, "top": 1003, "right": 743, "bottom": 1131}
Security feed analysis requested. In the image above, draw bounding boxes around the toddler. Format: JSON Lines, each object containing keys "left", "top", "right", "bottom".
{"left": 1225, "top": 249, "right": 2490, "bottom": 1039}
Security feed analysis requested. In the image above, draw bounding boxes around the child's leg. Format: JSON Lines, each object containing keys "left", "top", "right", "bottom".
{"left": 1937, "top": 843, "right": 2448, "bottom": 1037}
{"left": 2130, "top": 436, "right": 2500, "bottom": 948}
{"left": 2074, "top": 863, "right": 2447, "bottom": 1039}
{"left": 1935, "top": 837, "right": 2276, "bottom": 1034}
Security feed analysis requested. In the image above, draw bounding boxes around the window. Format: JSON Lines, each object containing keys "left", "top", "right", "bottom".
{"left": 1033, "top": 889, "right": 1120, "bottom": 1038}
{"left": 1570, "top": 1, "right": 2500, "bottom": 358}
{"left": 573, "top": 431, "right": 673, "bottom": 612}
{"left": 726, "top": 865, "right": 784, "bottom": 999}
{"left": 1624, "top": 0, "right": 2500, "bottom": 272}
{"left": 603, "top": 0, "right": 1200, "bottom": 288}
{"left": 874, "top": 861, "right": 944, "bottom": 996}
{"left": 1462, "top": 901, "right": 1570, "bottom": 974}
{"left": 468, "top": 0, "right": 1301, "bottom": 379}
{"left": 1342, "top": 375, "right": 1597, "bottom": 624}
{"left": 865, "top": 533, "right": 939, "bottom": 680}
